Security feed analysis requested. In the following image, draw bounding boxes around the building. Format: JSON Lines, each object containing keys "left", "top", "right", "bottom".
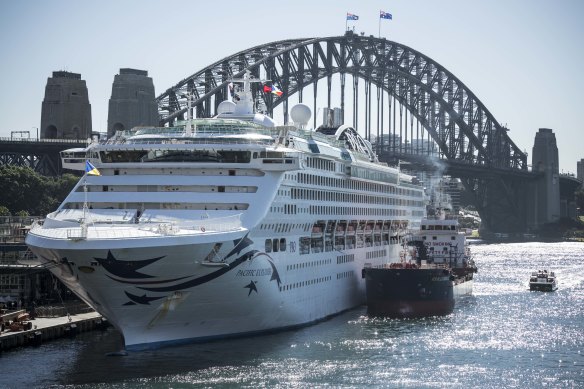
{"left": 107, "top": 68, "right": 158, "bottom": 138}
{"left": 40, "top": 71, "right": 92, "bottom": 140}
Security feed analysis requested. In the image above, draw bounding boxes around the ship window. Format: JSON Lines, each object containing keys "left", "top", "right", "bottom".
{"left": 229, "top": 170, "right": 235, "bottom": 176}
{"left": 432, "top": 236, "right": 437, "bottom": 240}
{"left": 265, "top": 239, "right": 272, "bottom": 253}
{"left": 280, "top": 238, "right": 286, "bottom": 251}
{"left": 102, "top": 185, "right": 108, "bottom": 192}
{"left": 272, "top": 239, "right": 279, "bottom": 252}
{"left": 451, "top": 236, "right": 456, "bottom": 240}
{"left": 218, "top": 186, "right": 225, "bottom": 193}
{"left": 114, "top": 170, "right": 119, "bottom": 175}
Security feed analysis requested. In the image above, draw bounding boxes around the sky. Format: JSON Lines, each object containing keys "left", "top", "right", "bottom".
{"left": 1, "top": 0, "right": 583, "bottom": 173}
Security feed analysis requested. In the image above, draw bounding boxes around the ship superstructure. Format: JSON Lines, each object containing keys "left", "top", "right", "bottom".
{"left": 26, "top": 73, "right": 426, "bottom": 349}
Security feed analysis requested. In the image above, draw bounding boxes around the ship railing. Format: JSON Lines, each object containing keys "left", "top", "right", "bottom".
{"left": 108, "top": 138, "right": 275, "bottom": 146}
{"left": 31, "top": 214, "right": 243, "bottom": 240}
{"left": 179, "top": 213, "right": 243, "bottom": 233}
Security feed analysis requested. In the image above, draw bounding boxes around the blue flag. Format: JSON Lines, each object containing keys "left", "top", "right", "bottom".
{"left": 380, "top": 11, "right": 392, "bottom": 20}
{"left": 85, "top": 160, "right": 101, "bottom": 176}
{"left": 347, "top": 13, "right": 359, "bottom": 21}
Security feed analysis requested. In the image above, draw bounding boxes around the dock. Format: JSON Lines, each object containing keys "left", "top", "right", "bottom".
{"left": 0, "top": 311, "right": 107, "bottom": 352}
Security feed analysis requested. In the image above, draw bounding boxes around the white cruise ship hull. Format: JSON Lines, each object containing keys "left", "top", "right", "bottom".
{"left": 27, "top": 227, "right": 401, "bottom": 349}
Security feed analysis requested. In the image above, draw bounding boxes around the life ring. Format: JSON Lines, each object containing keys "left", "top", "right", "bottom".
{"left": 201, "top": 227, "right": 206, "bottom": 232}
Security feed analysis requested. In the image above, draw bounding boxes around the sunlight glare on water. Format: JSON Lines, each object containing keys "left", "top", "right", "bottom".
{"left": 0, "top": 242, "right": 582, "bottom": 388}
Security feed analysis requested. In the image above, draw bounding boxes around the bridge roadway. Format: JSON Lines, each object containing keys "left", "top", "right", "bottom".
{"left": 0, "top": 137, "right": 86, "bottom": 176}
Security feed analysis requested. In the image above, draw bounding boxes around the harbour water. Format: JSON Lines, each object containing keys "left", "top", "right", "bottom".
{"left": 1, "top": 242, "right": 583, "bottom": 388}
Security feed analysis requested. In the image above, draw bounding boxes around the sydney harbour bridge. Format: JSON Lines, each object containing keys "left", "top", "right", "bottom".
{"left": 2, "top": 31, "right": 577, "bottom": 235}
{"left": 155, "top": 31, "right": 537, "bottom": 234}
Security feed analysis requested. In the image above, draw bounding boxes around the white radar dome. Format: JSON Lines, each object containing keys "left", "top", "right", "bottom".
{"left": 290, "top": 103, "right": 311, "bottom": 126}
{"left": 217, "top": 100, "right": 236, "bottom": 115}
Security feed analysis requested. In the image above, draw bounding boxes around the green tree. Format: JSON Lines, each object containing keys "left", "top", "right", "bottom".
{"left": 0, "top": 205, "right": 10, "bottom": 216}
{"left": 0, "top": 166, "right": 46, "bottom": 215}
{"left": 0, "top": 166, "right": 79, "bottom": 216}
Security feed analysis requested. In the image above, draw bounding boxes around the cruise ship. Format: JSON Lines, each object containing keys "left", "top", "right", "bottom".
{"left": 26, "top": 73, "right": 426, "bottom": 350}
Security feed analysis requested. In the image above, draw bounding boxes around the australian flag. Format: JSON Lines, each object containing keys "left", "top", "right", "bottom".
{"left": 346, "top": 13, "right": 359, "bottom": 20}
{"left": 380, "top": 11, "right": 392, "bottom": 20}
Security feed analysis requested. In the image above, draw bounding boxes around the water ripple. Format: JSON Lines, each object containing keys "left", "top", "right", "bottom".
{"left": 1, "top": 242, "right": 582, "bottom": 388}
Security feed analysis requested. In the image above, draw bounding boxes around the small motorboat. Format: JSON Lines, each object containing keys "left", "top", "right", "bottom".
{"left": 529, "top": 269, "right": 557, "bottom": 292}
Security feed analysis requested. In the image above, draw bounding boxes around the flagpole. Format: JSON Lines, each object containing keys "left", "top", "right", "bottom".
{"left": 378, "top": 14, "right": 381, "bottom": 38}
{"left": 81, "top": 176, "right": 88, "bottom": 238}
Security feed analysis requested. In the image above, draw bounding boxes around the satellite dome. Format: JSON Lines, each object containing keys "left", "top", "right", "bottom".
{"left": 290, "top": 104, "right": 311, "bottom": 126}
{"left": 217, "top": 100, "right": 236, "bottom": 115}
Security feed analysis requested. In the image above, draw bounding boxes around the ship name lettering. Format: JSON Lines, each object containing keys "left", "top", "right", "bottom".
{"left": 236, "top": 270, "right": 256, "bottom": 276}
{"left": 256, "top": 268, "right": 272, "bottom": 276}
{"left": 235, "top": 268, "right": 272, "bottom": 277}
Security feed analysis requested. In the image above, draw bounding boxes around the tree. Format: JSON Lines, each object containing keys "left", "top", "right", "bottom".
{"left": 0, "top": 166, "right": 79, "bottom": 216}
{"left": 0, "top": 205, "right": 10, "bottom": 216}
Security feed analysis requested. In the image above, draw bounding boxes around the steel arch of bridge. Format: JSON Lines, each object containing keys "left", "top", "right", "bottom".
{"left": 156, "top": 32, "right": 527, "bottom": 172}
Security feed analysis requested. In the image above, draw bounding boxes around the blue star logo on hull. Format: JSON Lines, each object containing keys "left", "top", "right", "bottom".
{"left": 244, "top": 280, "right": 258, "bottom": 296}
{"left": 93, "top": 250, "right": 164, "bottom": 279}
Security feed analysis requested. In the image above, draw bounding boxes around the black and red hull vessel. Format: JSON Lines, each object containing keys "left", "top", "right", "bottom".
{"left": 364, "top": 266, "right": 456, "bottom": 318}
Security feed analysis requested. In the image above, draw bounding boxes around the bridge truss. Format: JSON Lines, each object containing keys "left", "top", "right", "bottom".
{"left": 156, "top": 32, "right": 535, "bottom": 233}
{"left": 0, "top": 140, "right": 86, "bottom": 176}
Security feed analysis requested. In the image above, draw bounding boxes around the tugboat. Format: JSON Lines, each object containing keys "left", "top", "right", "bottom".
{"left": 363, "top": 211, "right": 477, "bottom": 318}
{"left": 529, "top": 270, "right": 557, "bottom": 292}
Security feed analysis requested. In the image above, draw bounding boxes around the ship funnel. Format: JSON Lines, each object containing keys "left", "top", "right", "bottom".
{"left": 290, "top": 104, "right": 311, "bottom": 129}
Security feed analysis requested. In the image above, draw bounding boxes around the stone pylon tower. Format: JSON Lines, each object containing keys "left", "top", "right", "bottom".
{"left": 107, "top": 68, "right": 158, "bottom": 138}
{"left": 531, "top": 128, "right": 560, "bottom": 226}
{"left": 40, "top": 71, "right": 92, "bottom": 139}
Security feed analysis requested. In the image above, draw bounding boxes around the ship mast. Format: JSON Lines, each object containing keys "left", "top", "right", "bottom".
{"left": 230, "top": 70, "right": 269, "bottom": 116}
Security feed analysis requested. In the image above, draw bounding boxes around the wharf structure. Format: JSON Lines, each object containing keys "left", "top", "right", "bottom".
{"left": 0, "top": 216, "right": 75, "bottom": 309}
{"left": 0, "top": 310, "right": 105, "bottom": 352}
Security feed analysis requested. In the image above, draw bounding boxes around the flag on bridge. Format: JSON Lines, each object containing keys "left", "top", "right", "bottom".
{"left": 380, "top": 11, "right": 392, "bottom": 20}
{"left": 346, "top": 13, "right": 359, "bottom": 20}
{"left": 85, "top": 161, "right": 100, "bottom": 176}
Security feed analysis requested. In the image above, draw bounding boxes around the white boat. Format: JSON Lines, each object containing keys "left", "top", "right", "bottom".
{"left": 26, "top": 72, "right": 426, "bottom": 350}
{"left": 529, "top": 270, "right": 557, "bottom": 291}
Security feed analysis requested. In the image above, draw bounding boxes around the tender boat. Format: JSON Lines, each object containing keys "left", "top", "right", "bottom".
{"left": 529, "top": 270, "right": 557, "bottom": 292}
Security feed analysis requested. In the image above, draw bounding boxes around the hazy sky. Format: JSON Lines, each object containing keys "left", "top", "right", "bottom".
{"left": 1, "top": 0, "right": 582, "bottom": 172}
